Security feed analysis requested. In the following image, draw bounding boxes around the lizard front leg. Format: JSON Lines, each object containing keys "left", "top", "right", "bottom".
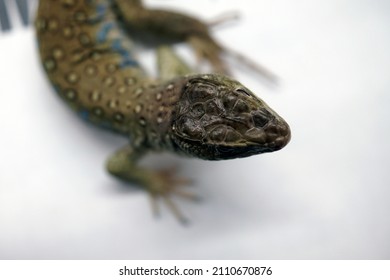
{"left": 113, "top": 0, "right": 229, "bottom": 74}
{"left": 156, "top": 45, "right": 193, "bottom": 81}
{"left": 106, "top": 145, "right": 195, "bottom": 223}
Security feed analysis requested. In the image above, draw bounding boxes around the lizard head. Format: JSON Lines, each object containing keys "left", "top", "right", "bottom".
{"left": 170, "top": 74, "right": 291, "bottom": 160}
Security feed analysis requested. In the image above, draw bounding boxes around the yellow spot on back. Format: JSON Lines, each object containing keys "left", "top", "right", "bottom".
{"left": 93, "top": 107, "right": 104, "bottom": 116}
{"left": 134, "top": 88, "right": 143, "bottom": 97}
{"left": 117, "top": 86, "right": 127, "bottom": 95}
{"left": 52, "top": 48, "right": 65, "bottom": 60}
{"left": 114, "top": 113, "right": 124, "bottom": 122}
{"left": 139, "top": 118, "right": 146, "bottom": 126}
{"left": 64, "top": 89, "right": 77, "bottom": 100}
{"left": 125, "top": 77, "right": 136, "bottom": 86}
{"left": 135, "top": 104, "right": 142, "bottom": 113}
{"left": 92, "top": 52, "right": 102, "bottom": 61}
{"left": 74, "top": 11, "right": 87, "bottom": 22}
{"left": 85, "top": 65, "right": 97, "bottom": 76}
{"left": 104, "top": 77, "right": 115, "bottom": 87}
{"left": 63, "top": 26, "right": 74, "bottom": 39}
{"left": 44, "top": 58, "right": 56, "bottom": 72}
{"left": 90, "top": 90, "right": 102, "bottom": 102}
{"left": 66, "top": 72, "right": 79, "bottom": 84}
{"left": 36, "top": 18, "right": 47, "bottom": 31}
{"left": 48, "top": 19, "right": 59, "bottom": 31}
{"left": 108, "top": 100, "right": 119, "bottom": 109}
{"left": 106, "top": 64, "right": 117, "bottom": 73}
{"left": 79, "top": 33, "right": 91, "bottom": 46}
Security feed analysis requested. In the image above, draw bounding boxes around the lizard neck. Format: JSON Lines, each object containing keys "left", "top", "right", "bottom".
{"left": 129, "top": 76, "right": 191, "bottom": 152}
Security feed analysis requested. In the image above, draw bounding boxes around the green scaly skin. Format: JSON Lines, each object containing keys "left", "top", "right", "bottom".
{"left": 35, "top": 0, "right": 291, "bottom": 222}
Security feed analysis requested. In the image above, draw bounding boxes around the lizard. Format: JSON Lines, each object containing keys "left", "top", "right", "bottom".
{"left": 35, "top": 0, "right": 291, "bottom": 222}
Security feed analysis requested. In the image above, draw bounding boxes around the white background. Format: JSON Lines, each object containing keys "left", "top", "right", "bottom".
{"left": 0, "top": 0, "right": 389, "bottom": 259}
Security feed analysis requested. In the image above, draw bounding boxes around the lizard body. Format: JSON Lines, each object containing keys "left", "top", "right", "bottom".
{"left": 35, "top": 0, "right": 291, "bottom": 221}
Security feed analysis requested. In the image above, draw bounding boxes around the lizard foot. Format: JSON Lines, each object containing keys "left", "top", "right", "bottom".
{"left": 106, "top": 146, "right": 198, "bottom": 223}
{"left": 207, "top": 11, "right": 240, "bottom": 28}
{"left": 147, "top": 167, "right": 198, "bottom": 224}
{"left": 189, "top": 35, "right": 230, "bottom": 75}
{"left": 188, "top": 36, "right": 278, "bottom": 84}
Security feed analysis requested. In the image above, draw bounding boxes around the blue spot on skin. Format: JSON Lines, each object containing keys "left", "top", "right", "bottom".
{"left": 120, "top": 59, "right": 139, "bottom": 68}
{"left": 101, "top": 121, "right": 113, "bottom": 129}
{"left": 90, "top": 3, "right": 107, "bottom": 22}
{"left": 53, "top": 85, "right": 61, "bottom": 94}
{"left": 111, "top": 39, "right": 125, "bottom": 53}
{"left": 80, "top": 110, "right": 89, "bottom": 120}
{"left": 111, "top": 39, "right": 139, "bottom": 68}
{"left": 97, "top": 22, "right": 115, "bottom": 43}
{"left": 96, "top": 4, "right": 107, "bottom": 15}
{"left": 93, "top": 6, "right": 140, "bottom": 69}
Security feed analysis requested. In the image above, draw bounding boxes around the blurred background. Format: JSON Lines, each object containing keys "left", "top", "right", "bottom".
{"left": 0, "top": 0, "right": 389, "bottom": 259}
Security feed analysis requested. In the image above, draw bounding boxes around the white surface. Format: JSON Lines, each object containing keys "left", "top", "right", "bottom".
{"left": 1, "top": 0, "right": 390, "bottom": 259}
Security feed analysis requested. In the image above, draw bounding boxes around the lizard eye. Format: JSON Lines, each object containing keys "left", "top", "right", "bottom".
{"left": 235, "top": 88, "right": 251, "bottom": 97}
